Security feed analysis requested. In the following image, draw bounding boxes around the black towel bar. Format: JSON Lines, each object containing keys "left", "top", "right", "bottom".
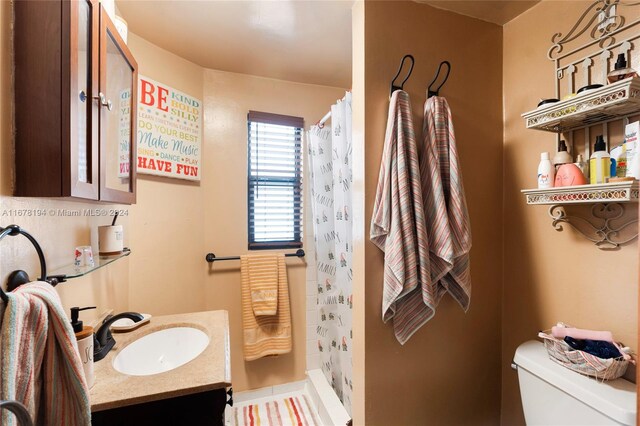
{"left": 205, "top": 249, "right": 305, "bottom": 263}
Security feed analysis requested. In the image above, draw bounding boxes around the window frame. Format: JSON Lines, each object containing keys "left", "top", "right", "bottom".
{"left": 247, "top": 111, "right": 304, "bottom": 250}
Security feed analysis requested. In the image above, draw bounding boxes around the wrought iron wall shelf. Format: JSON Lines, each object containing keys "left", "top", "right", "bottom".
{"left": 522, "top": 77, "right": 640, "bottom": 133}
{"left": 521, "top": 181, "right": 639, "bottom": 205}
{"left": 522, "top": 183, "right": 638, "bottom": 249}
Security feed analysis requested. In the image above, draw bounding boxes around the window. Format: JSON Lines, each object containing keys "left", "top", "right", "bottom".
{"left": 247, "top": 111, "right": 304, "bottom": 250}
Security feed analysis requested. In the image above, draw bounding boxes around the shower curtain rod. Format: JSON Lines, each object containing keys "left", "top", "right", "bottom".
{"left": 317, "top": 110, "right": 332, "bottom": 127}
{"left": 316, "top": 91, "right": 350, "bottom": 128}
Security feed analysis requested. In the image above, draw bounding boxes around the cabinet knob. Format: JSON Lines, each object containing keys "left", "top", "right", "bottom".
{"left": 94, "top": 92, "right": 113, "bottom": 111}
{"left": 79, "top": 90, "right": 87, "bottom": 102}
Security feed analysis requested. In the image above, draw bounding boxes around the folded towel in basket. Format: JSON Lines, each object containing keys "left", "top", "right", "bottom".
{"left": 564, "top": 337, "right": 623, "bottom": 359}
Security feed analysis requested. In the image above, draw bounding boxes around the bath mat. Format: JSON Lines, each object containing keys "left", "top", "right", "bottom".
{"left": 232, "top": 394, "right": 319, "bottom": 426}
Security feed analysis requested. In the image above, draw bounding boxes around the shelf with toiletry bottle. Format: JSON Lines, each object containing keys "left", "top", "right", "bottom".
{"left": 520, "top": 50, "right": 640, "bottom": 249}
{"left": 48, "top": 248, "right": 131, "bottom": 281}
{"left": 522, "top": 76, "right": 640, "bottom": 133}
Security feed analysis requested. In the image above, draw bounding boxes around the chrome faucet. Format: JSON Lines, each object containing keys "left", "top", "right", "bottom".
{"left": 94, "top": 312, "right": 144, "bottom": 362}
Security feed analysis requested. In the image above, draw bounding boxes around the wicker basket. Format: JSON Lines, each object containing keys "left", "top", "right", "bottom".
{"left": 538, "top": 331, "right": 629, "bottom": 381}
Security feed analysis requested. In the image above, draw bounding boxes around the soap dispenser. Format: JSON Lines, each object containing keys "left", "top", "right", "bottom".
{"left": 70, "top": 306, "right": 97, "bottom": 388}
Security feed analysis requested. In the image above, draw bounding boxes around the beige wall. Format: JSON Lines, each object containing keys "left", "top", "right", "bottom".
{"left": 126, "top": 33, "right": 207, "bottom": 316}
{"left": 358, "top": 2, "right": 504, "bottom": 424}
{"left": 351, "top": 1, "right": 366, "bottom": 422}
{"left": 502, "top": 2, "right": 639, "bottom": 424}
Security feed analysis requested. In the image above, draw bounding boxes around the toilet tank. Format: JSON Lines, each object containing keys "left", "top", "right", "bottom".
{"left": 513, "top": 340, "right": 636, "bottom": 426}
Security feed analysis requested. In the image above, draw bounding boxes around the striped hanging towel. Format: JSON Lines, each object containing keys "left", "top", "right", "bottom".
{"left": 370, "top": 90, "right": 435, "bottom": 345}
{"left": 0, "top": 281, "right": 91, "bottom": 426}
{"left": 420, "top": 96, "right": 472, "bottom": 312}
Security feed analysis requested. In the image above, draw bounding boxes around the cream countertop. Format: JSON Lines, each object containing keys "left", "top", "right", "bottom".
{"left": 89, "top": 310, "right": 231, "bottom": 412}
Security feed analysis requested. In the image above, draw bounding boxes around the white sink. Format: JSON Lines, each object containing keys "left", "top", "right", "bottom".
{"left": 113, "top": 327, "right": 210, "bottom": 376}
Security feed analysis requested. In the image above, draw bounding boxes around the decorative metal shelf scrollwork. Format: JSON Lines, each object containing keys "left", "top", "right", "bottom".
{"left": 522, "top": 181, "right": 639, "bottom": 204}
{"left": 548, "top": 203, "right": 638, "bottom": 249}
{"left": 521, "top": 77, "right": 640, "bottom": 133}
{"left": 522, "top": 182, "right": 638, "bottom": 248}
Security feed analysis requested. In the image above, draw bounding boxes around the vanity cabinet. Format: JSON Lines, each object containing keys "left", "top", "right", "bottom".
{"left": 91, "top": 388, "right": 228, "bottom": 426}
{"left": 14, "top": 0, "right": 137, "bottom": 204}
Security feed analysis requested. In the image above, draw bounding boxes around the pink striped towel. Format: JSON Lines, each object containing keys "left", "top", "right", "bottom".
{"left": 370, "top": 90, "right": 434, "bottom": 345}
{"left": 0, "top": 282, "right": 91, "bottom": 425}
{"left": 419, "top": 96, "right": 472, "bottom": 313}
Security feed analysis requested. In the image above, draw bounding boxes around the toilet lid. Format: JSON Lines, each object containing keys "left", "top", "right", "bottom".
{"left": 514, "top": 340, "right": 636, "bottom": 426}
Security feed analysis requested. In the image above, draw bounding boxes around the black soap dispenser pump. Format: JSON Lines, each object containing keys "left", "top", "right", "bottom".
{"left": 608, "top": 53, "right": 638, "bottom": 83}
{"left": 71, "top": 306, "right": 96, "bottom": 332}
{"left": 70, "top": 306, "right": 96, "bottom": 388}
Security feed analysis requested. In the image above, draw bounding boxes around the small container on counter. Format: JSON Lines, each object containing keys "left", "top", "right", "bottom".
{"left": 70, "top": 306, "right": 97, "bottom": 388}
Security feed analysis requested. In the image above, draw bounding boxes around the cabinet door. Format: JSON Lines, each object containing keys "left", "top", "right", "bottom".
{"left": 98, "top": 8, "right": 138, "bottom": 204}
{"left": 67, "top": 0, "right": 99, "bottom": 199}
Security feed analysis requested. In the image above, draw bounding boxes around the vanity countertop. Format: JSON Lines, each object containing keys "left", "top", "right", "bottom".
{"left": 89, "top": 310, "right": 231, "bottom": 412}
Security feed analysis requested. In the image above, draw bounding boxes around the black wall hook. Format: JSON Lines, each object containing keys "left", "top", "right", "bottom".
{"left": 428, "top": 61, "right": 451, "bottom": 98}
{"left": 390, "top": 54, "right": 415, "bottom": 97}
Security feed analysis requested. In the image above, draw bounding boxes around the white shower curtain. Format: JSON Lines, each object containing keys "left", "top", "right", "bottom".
{"left": 307, "top": 92, "right": 353, "bottom": 415}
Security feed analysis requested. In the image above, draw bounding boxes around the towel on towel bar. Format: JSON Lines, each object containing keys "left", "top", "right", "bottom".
{"left": 241, "top": 254, "right": 292, "bottom": 360}
{"left": 370, "top": 90, "right": 434, "bottom": 345}
{"left": 419, "top": 96, "right": 472, "bottom": 313}
{"left": 0, "top": 281, "right": 91, "bottom": 426}
{"left": 244, "top": 254, "right": 279, "bottom": 316}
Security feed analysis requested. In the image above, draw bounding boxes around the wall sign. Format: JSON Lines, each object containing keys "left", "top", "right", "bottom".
{"left": 136, "top": 75, "right": 202, "bottom": 181}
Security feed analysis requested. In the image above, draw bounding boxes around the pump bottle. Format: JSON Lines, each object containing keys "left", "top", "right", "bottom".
{"left": 70, "top": 306, "right": 97, "bottom": 388}
{"left": 590, "top": 135, "right": 611, "bottom": 184}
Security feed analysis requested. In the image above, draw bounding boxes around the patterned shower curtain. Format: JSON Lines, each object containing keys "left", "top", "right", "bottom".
{"left": 307, "top": 92, "right": 353, "bottom": 415}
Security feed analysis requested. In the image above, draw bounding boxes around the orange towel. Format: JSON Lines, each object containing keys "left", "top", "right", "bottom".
{"left": 244, "top": 254, "right": 279, "bottom": 316}
{"left": 241, "top": 254, "right": 292, "bottom": 361}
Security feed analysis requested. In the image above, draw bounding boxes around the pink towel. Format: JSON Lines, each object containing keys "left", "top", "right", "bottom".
{"left": 0, "top": 282, "right": 91, "bottom": 425}
{"left": 420, "top": 96, "right": 472, "bottom": 312}
{"left": 370, "top": 90, "right": 434, "bottom": 345}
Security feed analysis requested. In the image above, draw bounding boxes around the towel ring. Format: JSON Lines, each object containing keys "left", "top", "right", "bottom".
{"left": 0, "top": 400, "right": 33, "bottom": 426}
{"left": 0, "top": 225, "right": 47, "bottom": 303}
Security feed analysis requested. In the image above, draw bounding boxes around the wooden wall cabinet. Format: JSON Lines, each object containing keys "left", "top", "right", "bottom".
{"left": 14, "top": 0, "right": 138, "bottom": 204}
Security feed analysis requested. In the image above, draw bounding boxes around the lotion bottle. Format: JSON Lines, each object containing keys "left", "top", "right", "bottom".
{"left": 574, "top": 154, "right": 589, "bottom": 179}
{"left": 553, "top": 140, "right": 573, "bottom": 171}
{"left": 70, "top": 306, "right": 96, "bottom": 388}
{"left": 537, "top": 152, "right": 554, "bottom": 189}
{"left": 590, "top": 135, "right": 611, "bottom": 184}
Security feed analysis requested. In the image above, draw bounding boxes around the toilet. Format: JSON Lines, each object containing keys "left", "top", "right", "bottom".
{"left": 513, "top": 340, "right": 636, "bottom": 425}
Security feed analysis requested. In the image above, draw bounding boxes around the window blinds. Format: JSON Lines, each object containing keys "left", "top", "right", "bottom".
{"left": 247, "top": 111, "right": 304, "bottom": 249}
